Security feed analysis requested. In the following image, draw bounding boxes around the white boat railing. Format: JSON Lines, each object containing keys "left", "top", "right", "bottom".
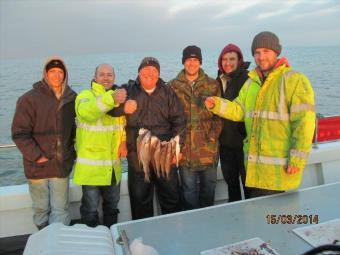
{"left": 0, "top": 144, "right": 16, "bottom": 149}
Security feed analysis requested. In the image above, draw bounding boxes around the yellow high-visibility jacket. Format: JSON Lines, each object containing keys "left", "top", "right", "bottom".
{"left": 73, "top": 82, "right": 126, "bottom": 186}
{"left": 210, "top": 60, "right": 315, "bottom": 190}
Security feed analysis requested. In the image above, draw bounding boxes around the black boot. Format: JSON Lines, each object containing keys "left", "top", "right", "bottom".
{"left": 103, "top": 209, "right": 119, "bottom": 228}
{"left": 81, "top": 213, "right": 100, "bottom": 228}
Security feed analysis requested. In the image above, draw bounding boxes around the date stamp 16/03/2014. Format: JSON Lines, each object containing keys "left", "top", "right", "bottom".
{"left": 266, "top": 214, "right": 319, "bottom": 224}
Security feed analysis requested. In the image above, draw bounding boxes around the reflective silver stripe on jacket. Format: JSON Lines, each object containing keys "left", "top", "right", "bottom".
{"left": 218, "top": 100, "right": 228, "bottom": 114}
{"left": 96, "top": 95, "right": 111, "bottom": 112}
{"left": 76, "top": 121, "right": 124, "bottom": 132}
{"left": 246, "top": 110, "right": 289, "bottom": 121}
{"left": 290, "top": 149, "right": 309, "bottom": 160}
{"left": 77, "top": 157, "right": 120, "bottom": 166}
{"left": 291, "top": 103, "right": 315, "bottom": 113}
{"left": 247, "top": 154, "right": 287, "bottom": 166}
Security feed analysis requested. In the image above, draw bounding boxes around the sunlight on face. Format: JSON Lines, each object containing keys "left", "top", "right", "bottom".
{"left": 139, "top": 66, "right": 159, "bottom": 90}
{"left": 46, "top": 67, "right": 64, "bottom": 90}
{"left": 95, "top": 64, "right": 115, "bottom": 90}
{"left": 221, "top": 52, "right": 239, "bottom": 74}
{"left": 184, "top": 58, "right": 200, "bottom": 77}
{"left": 254, "top": 48, "right": 278, "bottom": 72}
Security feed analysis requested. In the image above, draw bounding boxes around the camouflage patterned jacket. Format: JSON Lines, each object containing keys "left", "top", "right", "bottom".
{"left": 169, "top": 69, "right": 222, "bottom": 169}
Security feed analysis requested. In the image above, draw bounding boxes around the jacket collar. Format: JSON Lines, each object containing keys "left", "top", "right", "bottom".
{"left": 249, "top": 57, "right": 290, "bottom": 84}
{"left": 91, "top": 81, "right": 107, "bottom": 94}
{"left": 176, "top": 68, "right": 206, "bottom": 84}
{"left": 33, "top": 80, "right": 76, "bottom": 105}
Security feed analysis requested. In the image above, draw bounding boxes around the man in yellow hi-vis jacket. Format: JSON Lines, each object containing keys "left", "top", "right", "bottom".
{"left": 205, "top": 31, "right": 316, "bottom": 198}
{"left": 73, "top": 64, "right": 129, "bottom": 227}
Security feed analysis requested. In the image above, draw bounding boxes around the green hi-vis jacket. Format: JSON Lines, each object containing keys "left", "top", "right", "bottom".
{"left": 209, "top": 60, "right": 315, "bottom": 191}
{"left": 73, "top": 82, "right": 126, "bottom": 186}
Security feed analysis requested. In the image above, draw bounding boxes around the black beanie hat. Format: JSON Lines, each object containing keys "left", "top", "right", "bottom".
{"left": 182, "top": 45, "right": 202, "bottom": 64}
{"left": 45, "top": 59, "right": 66, "bottom": 74}
{"left": 251, "top": 31, "right": 282, "bottom": 56}
{"left": 138, "top": 57, "right": 160, "bottom": 73}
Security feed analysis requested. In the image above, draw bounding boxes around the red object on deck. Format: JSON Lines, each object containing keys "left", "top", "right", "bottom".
{"left": 315, "top": 116, "right": 340, "bottom": 142}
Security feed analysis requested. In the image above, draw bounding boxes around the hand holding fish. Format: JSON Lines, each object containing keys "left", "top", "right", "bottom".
{"left": 124, "top": 99, "right": 137, "bottom": 114}
{"left": 136, "top": 130, "right": 181, "bottom": 181}
{"left": 112, "top": 88, "right": 127, "bottom": 104}
{"left": 204, "top": 97, "right": 215, "bottom": 109}
{"left": 118, "top": 141, "right": 128, "bottom": 158}
{"left": 172, "top": 152, "right": 182, "bottom": 165}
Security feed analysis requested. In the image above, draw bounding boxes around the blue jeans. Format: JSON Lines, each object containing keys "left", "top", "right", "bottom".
{"left": 28, "top": 177, "right": 70, "bottom": 228}
{"left": 80, "top": 173, "right": 120, "bottom": 228}
{"left": 179, "top": 166, "right": 217, "bottom": 210}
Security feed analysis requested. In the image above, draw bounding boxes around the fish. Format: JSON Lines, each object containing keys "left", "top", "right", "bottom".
{"left": 174, "top": 135, "right": 180, "bottom": 167}
{"left": 136, "top": 128, "right": 148, "bottom": 168}
{"left": 149, "top": 136, "right": 159, "bottom": 173}
{"left": 170, "top": 138, "right": 176, "bottom": 161}
{"left": 165, "top": 139, "right": 174, "bottom": 179}
{"left": 159, "top": 141, "right": 168, "bottom": 178}
{"left": 140, "top": 131, "right": 151, "bottom": 182}
{"left": 153, "top": 139, "right": 162, "bottom": 178}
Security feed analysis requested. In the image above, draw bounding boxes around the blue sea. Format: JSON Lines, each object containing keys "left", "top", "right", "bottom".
{"left": 1, "top": 47, "right": 340, "bottom": 186}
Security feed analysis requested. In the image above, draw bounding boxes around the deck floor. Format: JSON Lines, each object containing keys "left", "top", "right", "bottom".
{"left": 0, "top": 234, "right": 29, "bottom": 255}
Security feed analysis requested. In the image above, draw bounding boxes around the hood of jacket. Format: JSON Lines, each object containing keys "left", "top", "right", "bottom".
{"left": 218, "top": 44, "right": 245, "bottom": 73}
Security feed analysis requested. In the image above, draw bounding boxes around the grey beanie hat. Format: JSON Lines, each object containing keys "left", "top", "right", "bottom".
{"left": 251, "top": 31, "right": 282, "bottom": 56}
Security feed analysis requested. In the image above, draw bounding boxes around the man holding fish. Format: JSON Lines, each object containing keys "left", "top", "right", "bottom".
{"left": 121, "top": 57, "right": 186, "bottom": 220}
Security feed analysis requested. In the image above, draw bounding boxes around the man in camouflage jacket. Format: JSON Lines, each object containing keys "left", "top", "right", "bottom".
{"left": 169, "top": 45, "right": 222, "bottom": 210}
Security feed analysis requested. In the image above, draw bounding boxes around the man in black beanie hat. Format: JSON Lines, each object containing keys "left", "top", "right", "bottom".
{"left": 205, "top": 31, "right": 316, "bottom": 198}
{"left": 169, "top": 46, "right": 222, "bottom": 210}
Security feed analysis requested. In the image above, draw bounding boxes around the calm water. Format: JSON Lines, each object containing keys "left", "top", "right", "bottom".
{"left": 1, "top": 47, "right": 340, "bottom": 186}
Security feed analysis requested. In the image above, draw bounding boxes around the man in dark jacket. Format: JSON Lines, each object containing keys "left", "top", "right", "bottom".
{"left": 217, "top": 44, "right": 250, "bottom": 201}
{"left": 12, "top": 57, "right": 76, "bottom": 230}
{"left": 169, "top": 46, "right": 222, "bottom": 210}
{"left": 122, "top": 57, "right": 186, "bottom": 220}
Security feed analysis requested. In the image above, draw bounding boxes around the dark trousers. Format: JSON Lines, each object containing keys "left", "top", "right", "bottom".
{"left": 80, "top": 172, "right": 120, "bottom": 228}
{"left": 220, "top": 145, "right": 250, "bottom": 201}
{"left": 127, "top": 151, "right": 181, "bottom": 220}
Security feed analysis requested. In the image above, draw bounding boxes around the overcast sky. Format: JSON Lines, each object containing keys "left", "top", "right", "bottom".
{"left": 1, "top": 0, "right": 340, "bottom": 59}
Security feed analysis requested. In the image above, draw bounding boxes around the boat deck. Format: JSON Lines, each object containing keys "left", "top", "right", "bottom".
{"left": 0, "top": 234, "right": 29, "bottom": 255}
{"left": 112, "top": 182, "right": 340, "bottom": 255}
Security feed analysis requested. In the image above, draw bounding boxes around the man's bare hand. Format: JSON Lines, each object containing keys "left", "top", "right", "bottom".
{"left": 113, "top": 89, "right": 127, "bottom": 104}
{"left": 286, "top": 165, "right": 300, "bottom": 174}
{"left": 118, "top": 142, "right": 128, "bottom": 158}
{"left": 124, "top": 100, "right": 137, "bottom": 114}
{"left": 204, "top": 97, "right": 215, "bottom": 109}
{"left": 36, "top": 156, "right": 49, "bottom": 163}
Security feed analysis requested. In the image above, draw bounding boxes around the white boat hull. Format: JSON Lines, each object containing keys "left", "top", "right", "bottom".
{"left": 1, "top": 140, "right": 340, "bottom": 238}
